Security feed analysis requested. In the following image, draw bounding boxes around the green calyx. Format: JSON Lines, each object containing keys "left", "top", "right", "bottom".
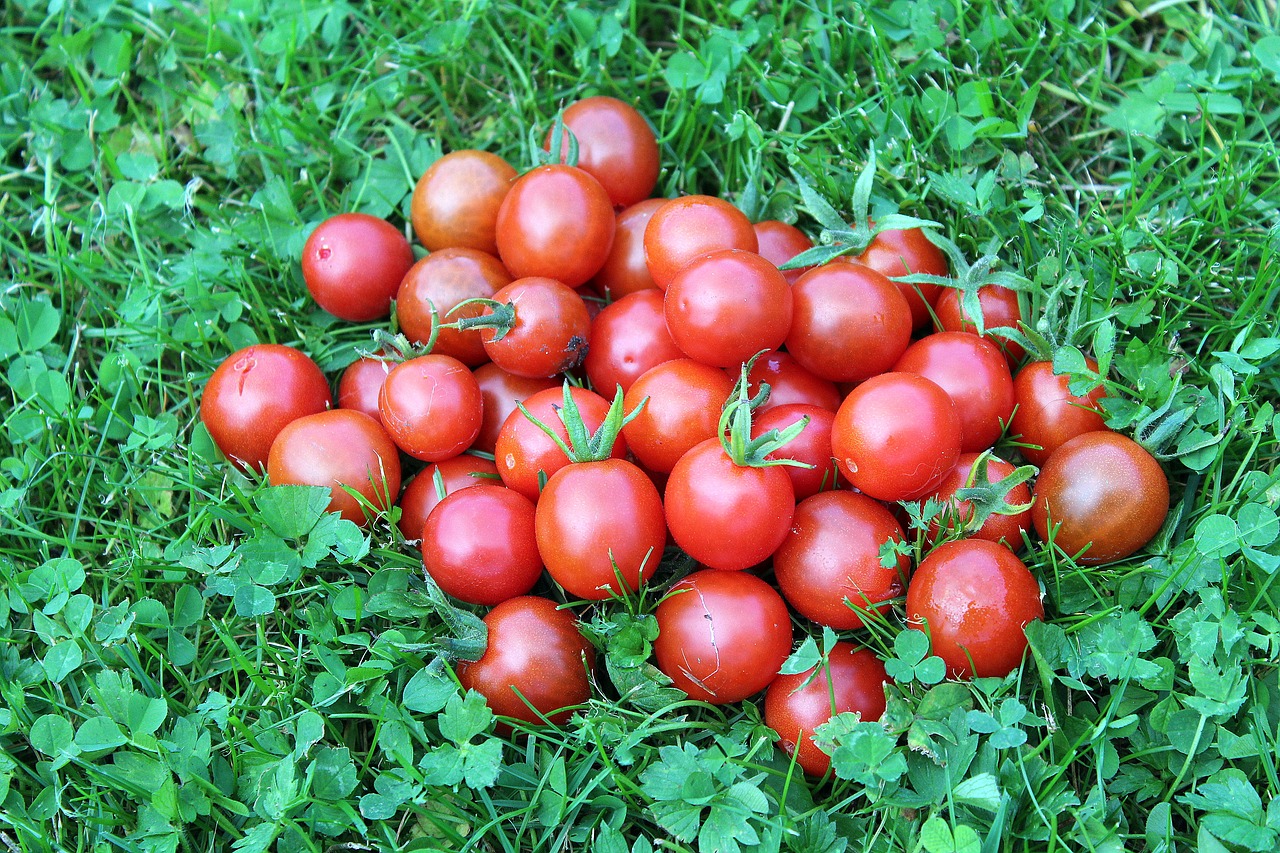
{"left": 946, "top": 451, "right": 1036, "bottom": 535}
{"left": 719, "top": 355, "right": 814, "bottom": 469}
{"left": 517, "top": 381, "right": 646, "bottom": 464}
{"left": 449, "top": 298, "right": 517, "bottom": 342}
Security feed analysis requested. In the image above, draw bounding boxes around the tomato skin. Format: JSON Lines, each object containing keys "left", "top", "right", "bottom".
{"left": 471, "top": 364, "right": 559, "bottom": 456}
{"left": 906, "top": 539, "right": 1044, "bottom": 679}
{"left": 495, "top": 386, "right": 625, "bottom": 501}
{"left": 584, "top": 290, "right": 684, "bottom": 396}
{"left": 753, "top": 220, "right": 814, "bottom": 285}
{"left": 548, "top": 96, "right": 660, "bottom": 209}
{"left": 411, "top": 149, "right": 517, "bottom": 255}
{"left": 751, "top": 404, "right": 842, "bottom": 501}
{"left": 1010, "top": 359, "right": 1109, "bottom": 466}
{"left": 457, "top": 596, "right": 595, "bottom": 727}
{"left": 773, "top": 491, "right": 908, "bottom": 629}
{"left": 643, "top": 195, "right": 758, "bottom": 289}
{"left": 396, "top": 248, "right": 512, "bottom": 365}
{"left": 378, "top": 355, "right": 483, "bottom": 461}
{"left": 664, "top": 438, "right": 796, "bottom": 571}
{"left": 337, "top": 356, "right": 393, "bottom": 424}
{"left": 765, "top": 643, "right": 889, "bottom": 777}
{"left": 1031, "top": 432, "right": 1169, "bottom": 564}
{"left": 535, "top": 459, "right": 666, "bottom": 600}
{"left": 621, "top": 359, "right": 734, "bottom": 474}
{"left": 397, "top": 454, "right": 500, "bottom": 541}
{"left": 201, "top": 344, "right": 333, "bottom": 474}
{"left": 495, "top": 165, "right": 615, "bottom": 287}
{"left": 421, "top": 484, "right": 543, "bottom": 606}
{"left": 934, "top": 284, "right": 1026, "bottom": 364}
{"left": 590, "top": 198, "right": 666, "bottom": 298}
{"left": 741, "top": 350, "right": 842, "bottom": 414}
{"left": 653, "top": 570, "right": 792, "bottom": 704}
{"left": 301, "top": 213, "right": 415, "bottom": 322}
{"left": 832, "top": 372, "right": 962, "bottom": 502}
{"left": 855, "top": 226, "right": 947, "bottom": 330}
{"left": 893, "top": 332, "right": 1015, "bottom": 453}
{"left": 480, "top": 277, "right": 592, "bottom": 379}
{"left": 924, "top": 453, "right": 1032, "bottom": 547}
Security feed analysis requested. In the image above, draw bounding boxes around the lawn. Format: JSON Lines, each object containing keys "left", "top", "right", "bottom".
{"left": 2, "top": 0, "right": 1279, "bottom": 851}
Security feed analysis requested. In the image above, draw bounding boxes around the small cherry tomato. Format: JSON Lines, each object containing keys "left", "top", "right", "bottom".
{"left": 422, "top": 484, "right": 543, "bottom": 606}
{"left": 547, "top": 96, "right": 660, "bottom": 208}
{"left": 924, "top": 452, "right": 1032, "bottom": 548}
{"left": 753, "top": 220, "right": 814, "bottom": 285}
{"left": 741, "top": 350, "right": 842, "bottom": 414}
{"left": 472, "top": 363, "right": 560, "bottom": 455}
{"left": 301, "top": 213, "right": 414, "bottom": 322}
{"left": 396, "top": 248, "right": 512, "bottom": 365}
{"left": 397, "top": 454, "right": 500, "bottom": 541}
{"left": 495, "top": 164, "right": 615, "bottom": 287}
{"left": 893, "top": 332, "right": 1015, "bottom": 453}
{"left": 590, "top": 198, "right": 666, "bottom": 299}
{"left": 337, "top": 356, "right": 393, "bottom": 424}
{"left": 584, "top": 289, "right": 685, "bottom": 396}
{"left": 643, "top": 195, "right": 758, "bottom": 289}
{"left": 621, "top": 359, "right": 734, "bottom": 474}
{"left": 495, "top": 386, "right": 625, "bottom": 501}
{"left": 411, "top": 149, "right": 517, "bottom": 255}
{"left": 934, "top": 284, "right": 1026, "bottom": 364}
{"left": 379, "top": 355, "right": 483, "bottom": 461}
{"left": 477, "top": 277, "right": 591, "bottom": 379}
{"left": 1010, "top": 359, "right": 1109, "bottom": 466}
{"left": 856, "top": 225, "right": 948, "bottom": 330}
{"left": 751, "top": 404, "right": 842, "bottom": 501}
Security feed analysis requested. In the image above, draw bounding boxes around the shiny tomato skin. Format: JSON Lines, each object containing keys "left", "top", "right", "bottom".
{"left": 622, "top": 359, "right": 735, "bottom": 474}
{"left": 907, "top": 539, "right": 1044, "bottom": 678}
{"left": 753, "top": 220, "right": 814, "bottom": 285}
{"left": 643, "top": 195, "right": 758, "bottom": 289}
{"left": 397, "top": 454, "right": 500, "bottom": 541}
{"left": 832, "top": 372, "right": 962, "bottom": 502}
{"left": 471, "top": 364, "right": 560, "bottom": 455}
{"left": 495, "top": 165, "right": 615, "bottom": 287}
{"left": 934, "top": 284, "right": 1027, "bottom": 364}
{"left": 584, "top": 289, "right": 684, "bottom": 396}
{"left": 421, "top": 484, "right": 543, "bottom": 606}
{"left": 590, "top": 198, "right": 666, "bottom": 299}
{"left": 337, "top": 356, "right": 393, "bottom": 424}
{"left": 856, "top": 226, "right": 948, "bottom": 330}
{"left": 893, "top": 332, "right": 1015, "bottom": 453}
{"left": 547, "top": 96, "right": 660, "bottom": 209}
{"left": 396, "top": 248, "right": 512, "bottom": 365}
{"left": 495, "top": 386, "right": 625, "bottom": 501}
{"left": 765, "top": 643, "right": 889, "bottom": 777}
{"left": 457, "top": 596, "right": 595, "bottom": 727}
{"left": 378, "top": 355, "right": 483, "bottom": 462}
{"left": 773, "top": 491, "right": 908, "bottom": 629}
{"left": 411, "top": 149, "right": 517, "bottom": 255}
{"left": 925, "top": 452, "right": 1032, "bottom": 547}
{"left": 480, "top": 277, "right": 591, "bottom": 379}
{"left": 1010, "top": 359, "right": 1110, "bottom": 466}
{"left": 301, "top": 213, "right": 414, "bottom": 322}
{"left": 653, "top": 570, "right": 792, "bottom": 704}
{"left": 664, "top": 438, "right": 796, "bottom": 571}
{"left": 201, "top": 344, "right": 333, "bottom": 474}
{"left": 536, "top": 459, "right": 666, "bottom": 600}
{"left": 742, "top": 351, "right": 842, "bottom": 414}
{"left": 1031, "top": 432, "right": 1169, "bottom": 565}
{"left": 751, "top": 404, "right": 842, "bottom": 500}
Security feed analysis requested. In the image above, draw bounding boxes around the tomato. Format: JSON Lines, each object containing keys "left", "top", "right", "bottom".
{"left": 337, "top": 356, "right": 393, "bottom": 424}
{"left": 934, "top": 284, "right": 1026, "bottom": 364}
{"left": 653, "top": 570, "right": 792, "bottom": 704}
{"left": 495, "top": 164, "right": 615, "bottom": 287}
{"left": 906, "top": 538, "right": 1044, "bottom": 679}
{"left": 476, "top": 277, "right": 591, "bottom": 379}
{"left": 421, "top": 484, "right": 543, "bottom": 606}
{"left": 785, "top": 261, "right": 912, "bottom": 383}
{"left": 397, "top": 454, "right": 500, "bottom": 541}
{"left": 201, "top": 344, "right": 332, "bottom": 474}
{"left": 664, "top": 437, "right": 796, "bottom": 571}
{"left": 301, "top": 213, "right": 415, "bottom": 323}
{"left": 536, "top": 459, "right": 665, "bottom": 600}
{"left": 495, "top": 386, "right": 625, "bottom": 501}
{"left": 893, "top": 332, "right": 1015, "bottom": 453}
{"left": 1009, "top": 359, "right": 1109, "bottom": 466}
{"left": 1031, "top": 432, "right": 1168, "bottom": 564}
{"left": 643, "top": 195, "right": 758, "bottom": 289}
{"left": 741, "top": 350, "right": 842, "bottom": 414}
{"left": 589, "top": 198, "right": 666, "bottom": 298}
{"left": 663, "top": 249, "right": 793, "bottom": 369}
{"left": 751, "top": 404, "right": 842, "bottom": 500}
{"left": 832, "top": 372, "right": 962, "bottom": 502}
{"left": 547, "top": 96, "right": 660, "bottom": 209}
{"left": 583, "top": 289, "right": 684, "bottom": 396}
{"left": 378, "top": 355, "right": 483, "bottom": 461}
{"left": 753, "top": 220, "right": 814, "bottom": 285}
{"left": 396, "top": 248, "right": 512, "bottom": 365}
{"left": 411, "top": 149, "right": 517, "bottom": 255}
{"left": 267, "top": 409, "right": 401, "bottom": 525}
{"left": 765, "top": 643, "right": 889, "bottom": 777}
{"left": 457, "top": 596, "right": 595, "bottom": 727}
{"left": 924, "top": 452, "right": 1032, "bottom": 547}
{"left": 772, "top": 491, "right": 908, "bottom": 629}
{"left": 621, "top": 359, "right": 734, "bottom": 474}
{"left": 855, "top": 225, "right": 947, "bottom": 330}
{"left": 472, "top": 363, "right": 560, "bottom": 455}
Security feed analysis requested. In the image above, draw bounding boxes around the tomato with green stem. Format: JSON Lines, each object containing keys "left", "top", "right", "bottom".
{"left": 621, "top": 358, "right": 734, "bottom": 474}
{"left": 453, "top": 277, "right": 591, "bottom": 379}
{"left": 753, "top": 219, "right": 813, "bottom": 285}
{"left": 855, "top": 225, "right": 948, "bottom": 329}
{"left": 545, "top": 96, "right": 660, "bottom": 209}
{"left": 751, "top": 404, "right": 841, "bottom": 500}
{"left": 495, "top": 385, "right": 625, "bottom": 501}
{"left": 739, "top": 350, "right": 842, "bottom": 414}
{"left": 922, "top": 452, "right": 1034, "bottom": 548}
{"left": 934, "top": 283, "right": 1026, "bottom": 364}
{"left": 1010, "top": 358, "right": 1110, "bottom": 466}
{"left": 396, "top": 248, "right": 512, "bottom": 366}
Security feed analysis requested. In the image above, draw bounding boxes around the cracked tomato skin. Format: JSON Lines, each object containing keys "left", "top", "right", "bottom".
{"left": 653, "top": 570, "right": 792, "bottom": 705}
{"left": 378, "top": 354, "right": 483, "bottom": 461}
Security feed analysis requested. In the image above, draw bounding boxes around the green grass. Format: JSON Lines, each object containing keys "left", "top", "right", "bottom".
{"left": 2, "top": 0, "right": 1279, "bottom": 851}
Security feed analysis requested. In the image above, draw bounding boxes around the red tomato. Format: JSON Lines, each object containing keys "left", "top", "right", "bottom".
{"left": 495, "top": 165, "right": 615, "bottom": 287}
{"left": 301, "top": 213, "right": 414, "bottom": 322}
{"left": 411, "top": 150, "right": 517, "bottom": 255}
{"left": 471, "top": 364, "right": 560, "bottom": 455}
{"left": 855, "top": 226, "right": 947, "bottom": 330}
{"left": 397, "top": 454, "right": 500, "bottom": 541}
{"left": 751, "top": 404, "right": 842, "bottom": 500}
{"left": 457, "top": 596, "right": 595, "bottom": 727}
{"left": 421, "top": 484, "right": 542, "bottom": 606}
{"left": 893, "top": 332, "right": 1015, "bottom": 453}
{"left": 584, "top": 289, "right": 685, "bottom": 396}
{"left": 621, "top": 359, "right": 734, "bottom": 474}
{"left": 643, "top": 195, "right": 758, "bottom": 289}
{"left": 396, "top": 248, "right": 512, "bottom": 365}
{"left": 741, "top": 350, "right": 842, "bottom": 414}
{"left": 378, "top": 355, "right": 483, "bottom": 461}
{"left": 653, "top": 570, "right": 792, "bottom": 704}
{"left": 772, "top": 491, "right": 908, "bottom": 629}
{"left": 663, "top": 249, "right": 793, "bottom": 369}
{"left": 547, "top": 96, "right": 660, "bottom": 208}
{"left": 765, "top": 643, "right": 889, "bottom": 777}
{"left": 477, "top": 277, "right": 591, "bottom": 379}
{"left": 590, "top": 198, "right": 666, "bottom": 298}
{"left": 201, "top": 344, "right": 332, "bottom": 474}
{"left": 832, "top": 372, "right": 962, "bottom": 502}
{"left": 495, "top": 386, "right": 625, "bottom": 501}
{"left": 924, "top": 453, "right": 1032, "bottom": 547}
{"left": 753, "top": 220, "right": 814, "bottom": 285}
{"left": 1010, "top": 359, "right": 1109, "bottom": 466}
{"left": 337, "top": 356, "right": 393, "bottom": 424}
{"left": 786, "top": 261, "right": 912, "bottom": 383}
{"left": 934, "top": 284, "right": 1026, "bottom": 364}
{"left": 1031, "top": 432, "right": 1169, "bottom": 564}
{"left": 906, "top": 539, "right": 1044, "bottom": 679}
{"left": 267, "top": 409, "right": 401, "bottom": 525}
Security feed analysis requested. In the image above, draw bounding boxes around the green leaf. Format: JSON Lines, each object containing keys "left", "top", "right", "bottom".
{"left": 1194, "top": 514, "right": 1241, "bottom": 559}
{"left": 1255, "top": 35, "right": 1280, "bottom": 80}
{"left": 254, "top": 485, "right": 330, "bottom": 539}
{"left": 310, "top": 746, "right": 358, "bottom": 800}
{"left": 419, "top": 743, "right": 465, "bottom": 786}
{"left": 233, "top": 584, "right": 276, "bottom": 618}
{"left": 462, "top": 738, "right": 503, "bottom": 789}
{"left": 75, "top": 716, "right": 128, "bottom": 753}
{"left": 42, "top": 640, "right": 83, "bottom": 683}
{"left": 30, "top": 714, "right": 78, "bottom": 761}
{"left": 403, "top": 659, "right": 455, "bottom": 714}
{"left": 438, "top": 691, "right": 494, "bottom": 745}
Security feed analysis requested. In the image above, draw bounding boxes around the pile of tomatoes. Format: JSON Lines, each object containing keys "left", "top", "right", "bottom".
{"left": 199, "top": 95, "right": 1171, "bottom": 777}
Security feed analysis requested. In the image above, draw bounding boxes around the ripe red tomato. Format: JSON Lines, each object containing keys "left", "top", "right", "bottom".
{"left": 924, "top": 453, "right": 1032, "bottom": 547}
{"left": 547, "top": 96, "right": 660, "bottom": 209}
{"left": 301, "top": 213, "right": 414, "bottom": 322}
{"left": 832, "top": 372, "right": 962, "bottom": 502}
{"left": 643, "top": 195, "right": 758, "bottom": 289}
{"left": 411, "top": 150, "right": 517, "bottom": 255}
{"left": 751, "top": 404, "right": 842, "bottom": 500}
{"left": 893, "top": 332, "right": 1015, "bottom": 453}
{"left": 1010, "top": 359, "right": 1109, "bottom": 466}
{"left": 741, "top": 350, "right": 842, "bottom": 414}
{"left": 337, "top": 356, "right": 393, "bottom": 424}
{"left": 397, "top": 454, "right": 500, "bottom": 541}
{"left": 589, "top": 198, "right": 666, "bottom": 299}
{"left": 906, "top": 539, "right": 1044, "bottom": 679}
{"left": 653, "top": 570, "right": 792, "bottom": 704}
{"left": 933, "top": 284, "right": 1026, "bottom": 364}
{"left": 495, "top": 386, "right": 625, "bottom": 501}
{"left": 663, "top": 249, "right": 793, "bottom": 369}
{"left": 378, "top": 355, "right": 483, "bottom": 461}
{"left": 201, "top": 344, "right": 332, "bottom": 474}
{"left": 765, "top": 643, "right": 889, "bottom": 777}
{"left": 477, "top": 277, "right": 591, "bottom": 379}
{"left": 471, "top": 364, "right": 559, "bottom": 455}
{"left": 772, "top": 491, "right": 908, "bottom": 629}
{"left": 267, "top": 409, "right": 401, "bottom": 525}
{"left": 855, "top": 226, "right": 947, "bottom": 330}
{"left": 621, "top": 359, "right": 735, "bottom": 474}
{"left": 457, "top": 596, "right": 595, "bottom": 727}
{"left": 421, "top": 484, "right": 543, "bottom": 606}
{"left": 396, "top": 248, "right": 512, "bottom": 365}
{"left": 495, "top": 165, "right": 615, "bottom": 287}
{"left": 753, "top": 220, "right": 814, "bottom": 285}
{"left": 584, "top": 289, "right": 684, "bottom": 396}
{"left": 1031, "top": 432, "right": 1169, "bottom": 564}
